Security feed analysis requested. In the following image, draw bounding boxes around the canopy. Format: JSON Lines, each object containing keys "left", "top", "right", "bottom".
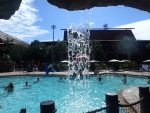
{"left": 89, "top": 60, "right": 100, "bottom": 63}
{"left": 61, "top": 60, "right": 69, "bottom": 63}
{"left": 108, "top": 59, "right": 120, "bottom": 62}
{"left": 143, "top": 60, "right": 150, "bottom": 63}
{"left": 119, "top": 60, "right": 131, "bottom": 63}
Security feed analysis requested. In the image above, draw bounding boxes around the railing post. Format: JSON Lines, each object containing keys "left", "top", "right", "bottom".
{"left": 139, "top": 86, "right": 150, "bottom": 113}
{"left": 40, "top": 100, "right": 57, "bottom": 113}
{"left": 106, "top": 93, "right": 119, "bottom": 113}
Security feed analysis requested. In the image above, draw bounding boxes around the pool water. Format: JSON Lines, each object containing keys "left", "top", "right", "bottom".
{"left": 0, "top": 74, "right": 148, "bottom": 113}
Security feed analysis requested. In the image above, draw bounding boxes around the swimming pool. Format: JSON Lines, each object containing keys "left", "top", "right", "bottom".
{"left": 0, "top": 74, "right": 148, "bottom": 113}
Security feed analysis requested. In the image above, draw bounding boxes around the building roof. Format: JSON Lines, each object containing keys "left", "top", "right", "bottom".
{"left": 63, "top": 28, "right": 136, "bottom": 41}
{"left": 0, "top": 31, "right": 29, "bottom": 47}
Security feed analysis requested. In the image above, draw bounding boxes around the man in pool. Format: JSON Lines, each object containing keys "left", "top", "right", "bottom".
{"left": 20, "top": 108, "right": 26, "bottom": 113}
{"left": 5, "top": 82, "right": 14, "bottom": 92}
{"left": 147, "top": 76, "right": 150, "bottom": 84}
{"left": 34, "top": 77, "right": 40, "bottom": 83}
{"left": 122, "top": 74, "right": 127, "bottom": 84}
{"left": 97, "top": 75, "right": 102, "bottom": 81}
{"left": 25, "top": 82, "right": 31, "bottom": 87}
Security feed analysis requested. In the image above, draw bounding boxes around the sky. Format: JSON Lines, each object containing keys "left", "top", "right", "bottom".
{"left": 0, "top": 0, "right": 150, "bottom": 43}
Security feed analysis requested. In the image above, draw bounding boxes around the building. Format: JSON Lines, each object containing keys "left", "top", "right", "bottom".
{"left": 63, "top": 28, "right": 150, "bottom": 61}
{"left": 0, "top": 31, "right": 29, "bottom": 53}
{"left": 0, "top": 31, "right": 29, "bottom": 47}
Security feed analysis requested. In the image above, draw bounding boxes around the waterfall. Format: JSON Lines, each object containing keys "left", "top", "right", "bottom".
{"left": 67, "top": 25, "right": 90, "bottom": 80}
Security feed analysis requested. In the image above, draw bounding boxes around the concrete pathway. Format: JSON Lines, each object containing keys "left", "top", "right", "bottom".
{"left": 0, "top": 70, "right": 150, "bottom": 77}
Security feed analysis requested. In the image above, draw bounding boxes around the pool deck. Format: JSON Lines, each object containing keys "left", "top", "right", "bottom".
{"left": 0, "top": 70, "right": 150, "bottom": 77}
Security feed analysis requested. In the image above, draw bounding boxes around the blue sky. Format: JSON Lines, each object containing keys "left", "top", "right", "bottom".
{"left": 0, "top": 0, "right": 150, "bottom": 43}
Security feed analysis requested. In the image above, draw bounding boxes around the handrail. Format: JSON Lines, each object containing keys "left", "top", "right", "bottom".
{"left": 85, "top": 97, "right": 144, "bottom": 113}
{"left": 118, "top": 97, "right": 143, "bottom": 107}
{"left": 85, "top": 106, "right": 107, "bottom": 113}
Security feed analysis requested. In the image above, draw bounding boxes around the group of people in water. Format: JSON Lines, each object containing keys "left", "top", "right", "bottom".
{"left": 97, "top": 73, "right": 150, "bottom": 84}
{"left": 4, "top": 77, "right": 40, "bottom": 93}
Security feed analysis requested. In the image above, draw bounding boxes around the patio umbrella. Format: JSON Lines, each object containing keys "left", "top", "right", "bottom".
{"left": 89, "top": 60, "right": 100, "bottom": 63}
{"left": 143, "top": 60, "right": 150, "bottom": 63}
{"left": 108, "top": 59, "right": 120, "bottom": 70}
{"left": 119, "top": 60, "right": 131, "bottom": 63}
{"left": 108, "top": 59, "right": 120, "bottom": 62}
{"left": 60, "top": 60, "right": 69, "bottom": 63}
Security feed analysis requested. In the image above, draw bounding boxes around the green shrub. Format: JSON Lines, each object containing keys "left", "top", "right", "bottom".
{"left": 0, "top": 61, "right": 14, "bottom": 72}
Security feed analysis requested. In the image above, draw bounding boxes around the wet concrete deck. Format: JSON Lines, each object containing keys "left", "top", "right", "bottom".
{"left": 0, "top": 70, "right": 150, "bottom": 77}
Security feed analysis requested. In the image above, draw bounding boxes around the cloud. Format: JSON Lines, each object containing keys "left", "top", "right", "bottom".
{"left": 89, "top": 21, "right": 94, "bottom": 26}
{"left": 116, "top": 19, "right": 150, "bottom": 40}
{"left": 0, "top": 0, "right": 48, "bottom": 40}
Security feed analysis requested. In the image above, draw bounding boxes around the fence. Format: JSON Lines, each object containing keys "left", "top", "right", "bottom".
{"left": 119, "top": 97, "right": 143, "bottom": 113}
{"left": 85, "top": 106, "right": 107, "bottom": 113}
{"left": 85, "top": 86, "right": 150, "bottom": 113}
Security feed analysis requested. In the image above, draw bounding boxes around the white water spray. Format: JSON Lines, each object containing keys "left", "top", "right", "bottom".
{"left": 67, "top": 24, "right": 90, "bottom": 80}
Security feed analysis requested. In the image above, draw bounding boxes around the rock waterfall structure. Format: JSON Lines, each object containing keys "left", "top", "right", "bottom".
{"left": 0, "top": 0, "right": 150, "bottom": 19}
{"left": 47, "top": 0, "right": 150, "bottom": 12}
{"left": 0, "top": 0, "right": 22, "bottom": 19}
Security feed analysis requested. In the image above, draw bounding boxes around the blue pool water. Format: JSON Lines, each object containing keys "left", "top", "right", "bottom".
{"left": 0, "top": 74, "right": 149, "bottom": 113}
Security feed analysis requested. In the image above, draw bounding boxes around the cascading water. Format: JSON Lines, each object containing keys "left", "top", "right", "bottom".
{"left": 58, "top": 24, "right": 95, "bottom": 113}
{"left": 67, "top": 25, "right": 90, "bottom": 80}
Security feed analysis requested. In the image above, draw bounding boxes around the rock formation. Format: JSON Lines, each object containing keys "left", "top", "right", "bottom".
{"left": 0, "top": 0, "right": 150, "bottom": 20}
{"left": 47, "top": 0, "right": 150, "bottom": 13}
{"left": 0, "top": 0, "right": 22, "bottom": 20}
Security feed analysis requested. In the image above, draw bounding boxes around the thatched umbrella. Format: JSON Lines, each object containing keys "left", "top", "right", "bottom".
{"left": 89, "top": 60, "right": 100, "bottom": 63}
{"left": 61, "top": 60, "right": 69, "bottom": 63}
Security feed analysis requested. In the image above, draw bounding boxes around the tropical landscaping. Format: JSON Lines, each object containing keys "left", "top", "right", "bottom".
{"left": 1, "top": 39, "right": 150, "bottom": 72}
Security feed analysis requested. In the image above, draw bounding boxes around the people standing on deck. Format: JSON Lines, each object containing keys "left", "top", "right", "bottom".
{"left": 94, "top": 68, "right": 99, "bottom": 75}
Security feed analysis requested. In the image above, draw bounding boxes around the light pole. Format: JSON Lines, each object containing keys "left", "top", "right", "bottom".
{"left": 51, "top": 25, "right": 56, "bottom": 68}
{"left": 51, "top": 25, "right": 56, "bottom": 42}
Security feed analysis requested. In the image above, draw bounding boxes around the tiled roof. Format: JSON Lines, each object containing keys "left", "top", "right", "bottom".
{"left": 63, "top": 29, "right": 136, "bottom": 41}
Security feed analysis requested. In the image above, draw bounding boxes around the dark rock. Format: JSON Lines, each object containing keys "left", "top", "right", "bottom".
{"left": 47, "top": 0, "right": 150, "bottom": 13}
{"left": 0, "top": 0, "right": 149, "bottom": 20}
{"left": 0, "top": 0, "right": 22, "bottom": 20}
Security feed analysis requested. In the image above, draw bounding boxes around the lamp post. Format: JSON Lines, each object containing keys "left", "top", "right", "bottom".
{"left": 51, "top": 25, "right": 56, "bottom": 42}
{"left": 51, "top": 25, "right": 56, "bottom": 68}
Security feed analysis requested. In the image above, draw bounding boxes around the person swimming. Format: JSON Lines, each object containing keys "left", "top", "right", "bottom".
{"left": 147, "top": 76, "right": 150, "bottom": 84}
{"left": 122, "top": 74, "right": 127, "bottom": 84}
{"left": 25, "top": 82, "right": 31, "bottom": 87}
{"left": 20, "top": 108, "right": 26, "bottom": 113}
{"left": 34, "top": 77, "right": 40, "bottom": 83}
{"left": 97, "top": 75, "right": 102, "bottom": 81}
{"left": 5, "top": 82, "right": 14, "bottom": 92}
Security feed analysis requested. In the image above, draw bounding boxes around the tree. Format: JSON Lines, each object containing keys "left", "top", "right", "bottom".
{"left": 118, "top": 37, "right": 137, "bottom": 60}
{"left": 90, "top": 41, "right": 104, "bottom": 61}
{"left": 52, "top": 41, "right": 67, "bottom": 63}
{"left": 26, "top": 40, "right": 48, "bottom": 63}
{"left": 9, "top": 45, "right": 27, "bottom": 63}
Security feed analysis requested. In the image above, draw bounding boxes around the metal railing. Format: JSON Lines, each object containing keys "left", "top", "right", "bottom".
{"left": 85, "top": 97, "right": 143, "bottom": 113}
{"left": 119, "top": 98, "right": 143, "bottom": 113}
{"left": 85, "top": 106, "right": 107, "bottom": 113}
